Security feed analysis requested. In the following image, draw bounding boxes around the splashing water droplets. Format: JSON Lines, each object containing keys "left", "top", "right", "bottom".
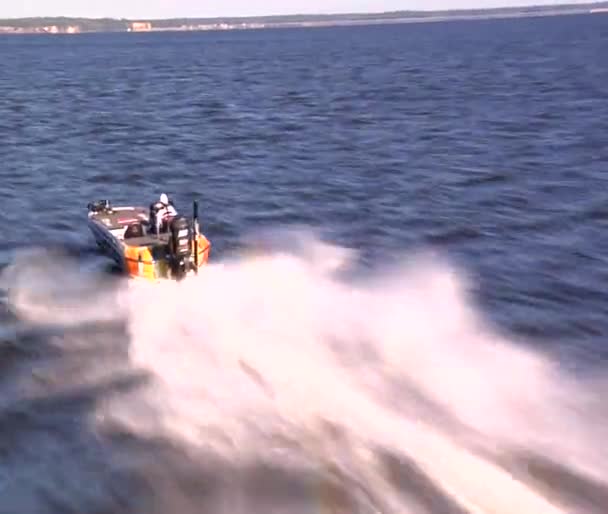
{"left": 3, "top": 233, "right": 608, "bottom": 513}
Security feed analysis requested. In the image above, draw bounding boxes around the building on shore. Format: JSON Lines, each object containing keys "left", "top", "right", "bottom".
{"left": 129, "top": 21, "right": 152, "bottom": 32}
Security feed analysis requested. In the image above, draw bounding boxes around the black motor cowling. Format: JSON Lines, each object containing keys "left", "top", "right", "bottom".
{"left": 168, "top": 216, "right": 192, "bottom": 279}
{"left": 169, "top": 216, "right": 192, "bottom": 257}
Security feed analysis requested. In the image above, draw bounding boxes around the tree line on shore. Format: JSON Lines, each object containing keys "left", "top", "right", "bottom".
{"left": 1, "top": 2, "right": 606, "bottom": 32}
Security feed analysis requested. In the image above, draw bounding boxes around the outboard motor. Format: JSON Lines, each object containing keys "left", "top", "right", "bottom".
{"left": 168, "top": 215, "right": 192, "bottom": 280}
{"left": 88, "top": 200, "right": 112, "bottom": 213}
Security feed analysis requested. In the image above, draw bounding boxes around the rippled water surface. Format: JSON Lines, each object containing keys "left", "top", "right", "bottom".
{"left": 1, "top": 13, "right": 608, "bottom": 514}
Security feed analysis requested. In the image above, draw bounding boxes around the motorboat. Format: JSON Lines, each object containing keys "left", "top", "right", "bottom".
{"left": 87, "top": 198, "right": 211, "bottom": 281}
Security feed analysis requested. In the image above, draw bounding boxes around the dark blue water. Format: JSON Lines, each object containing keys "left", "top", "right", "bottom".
{"left": 2, "top": 14, "right": 608, "bottom": 346}
{"left": 1, "top": 13, "right": 608, "bottom": 514}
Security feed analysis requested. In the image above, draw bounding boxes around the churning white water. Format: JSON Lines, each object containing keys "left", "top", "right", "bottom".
{"left": 2, "top": 235, "right": 607, "bottom": 514}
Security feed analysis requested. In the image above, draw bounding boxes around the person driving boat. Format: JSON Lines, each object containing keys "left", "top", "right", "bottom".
{"left": 150, "top": 193, "right": 178, "bottom": 234}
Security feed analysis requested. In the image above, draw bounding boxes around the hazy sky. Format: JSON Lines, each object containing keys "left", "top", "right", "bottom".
{"left": 2, "top": 0, "right": 595, "bottom": 19}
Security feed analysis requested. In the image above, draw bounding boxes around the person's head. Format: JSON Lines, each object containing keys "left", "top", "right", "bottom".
{"left": 160, "top": 193, "right": 169, "bottom": 206}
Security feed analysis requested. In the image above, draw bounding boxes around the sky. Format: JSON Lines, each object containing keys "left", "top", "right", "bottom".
{"left": 1, "top": 0, "right": 597, "bottom": 19}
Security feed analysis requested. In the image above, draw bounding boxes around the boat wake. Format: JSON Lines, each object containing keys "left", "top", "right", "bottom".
{"left": 1, "top": 230, "right": 607, "bottom": 514}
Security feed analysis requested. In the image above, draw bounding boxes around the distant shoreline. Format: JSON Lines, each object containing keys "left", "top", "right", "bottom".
{"left": 1, "top": 2, "right": 607, "bottom": 35}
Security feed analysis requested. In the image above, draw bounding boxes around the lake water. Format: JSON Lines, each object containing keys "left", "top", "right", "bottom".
{"left": 1, "top": 13, "right": 607, "bottom": 514}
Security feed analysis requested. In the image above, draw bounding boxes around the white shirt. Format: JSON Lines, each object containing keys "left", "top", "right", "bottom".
{"left": 155, "top": 204, "right": 178, "bottom": 232}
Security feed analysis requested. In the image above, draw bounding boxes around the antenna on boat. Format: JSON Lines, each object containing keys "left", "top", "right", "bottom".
{"left": 193, "top": 199, "right": 199, "bottom": 272}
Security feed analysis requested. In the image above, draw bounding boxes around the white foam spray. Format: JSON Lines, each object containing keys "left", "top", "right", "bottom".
{"left": 4, "top": 234, "right": 608, "bottom": 513}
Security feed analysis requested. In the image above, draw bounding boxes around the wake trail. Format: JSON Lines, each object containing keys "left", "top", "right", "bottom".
{"left": 2, "top": 233, "right": 607, "bottom": 513}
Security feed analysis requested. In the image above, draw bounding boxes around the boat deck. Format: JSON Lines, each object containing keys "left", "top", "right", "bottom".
{"left": 123, "top": 233, "right": 170, "bottom": 248}
{"left": 90, "top": 206, "right": 149, "bottom": 231}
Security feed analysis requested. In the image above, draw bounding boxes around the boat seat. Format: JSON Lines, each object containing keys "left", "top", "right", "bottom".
{"left": 124, "top": 222, "right": 145, "bottom": 239}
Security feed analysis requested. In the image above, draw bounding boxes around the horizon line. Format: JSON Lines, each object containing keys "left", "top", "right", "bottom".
{"left": 1, "top": 1, "right": 606, "bottom": 21}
